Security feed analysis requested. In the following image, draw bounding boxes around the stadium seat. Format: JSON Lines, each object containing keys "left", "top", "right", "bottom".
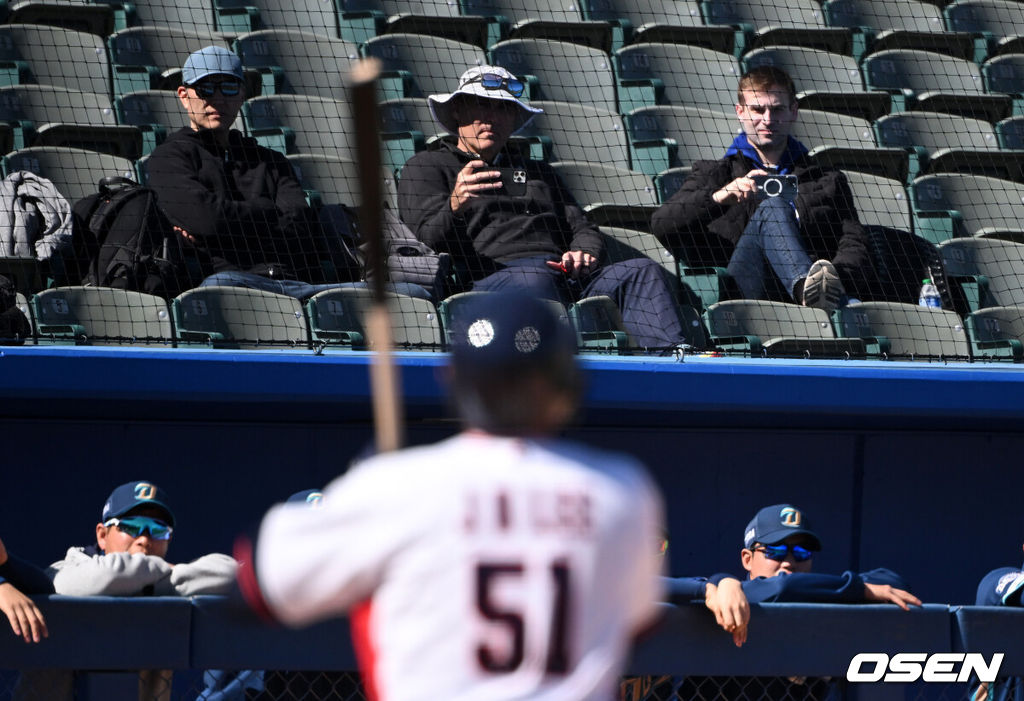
{"left": 964, "top": 305, "right": 1024, "bottom": 360}
{"left": 704, "top": 299, "right": 869, "bottom": 358}
{"left": 379, "top": 97, "right": 448, "bottom": 171}
{"left": 364, "top": 33, "right": 487, "bottom": 101}
{"left": 0, "top": 24, "right": 111, "bottom": 96}
{"left": 287, "top": 153, "right": 398, "bottom": 211}
{"left": 108, "top": 27, "right": 231, "bottom": 96}
{"left": 823, "top": 0, "right": 980, "bottom": 61}
{"left": 599, "top": 225, "right": 677, "bottom": 275}
{"left": 791, "top": 108, "right": 907, "bottom": 182}
{"left": 306, "top": 287, "right": 443, "bottom": 350}
{"left": 115, "top": 89, "right": 194, "bottom": 154}
{"left": 613, "top": 42, "right": 739, "bottom": 115}
{"left": 490, "top": 38, "right": 617, "bottom": 113}
{"left": 549, "top": 161, "right": 658, "bottom": 230}
{"left": 214, "top": 0, "right": 342, "bottom": 38}
{"left": 241, "top": 94, "right": 356, "bottom": 160}
{"left": 939, "top": 237, "right": 1024, "bottom": 312}
{"left": 31, "top": 286, "right": 173, "bottom": 345}
{"left": 866, "top": 225, "right": 951, "bottom": 306}
{"left": 861, "top": 48, "right": 1011, "bottom": 122}
{"left": 701, "top": 0, "right": 854, "bottom": 56}
{"left": 832, "top": 300, "right": 970, "bottom": 359}
{"left": 910, "top": 172, "right": 1024, "bottom": 243}
{"left": 439, "top": 289, "right": 567, "bottom": 341}
{"left": 581, "top": 0, "right": 738, "bottom": 54}
{"left": 234, "top": 29, "right": 361, "bottom": 100}
{"left": 996, "top": 114, "right": 1024, "bottom": 150}
{"left": 740, "top": 46, "right": 891, "bottom": 121}
{"left": 566, "top": 294, "right": 633, "bottom": 353}
{"left": 624, "top": 105, "right": 736, "bottom": 177}
{"left": 460, "top": 0, "right": 614, "bottom": 52}
{"left": 103, "top": 0, "right": 220, "bottom": 36}
{"left": 513, "top": 100, "right": 629, "bottom": 169}
{"left": 981, "top": 53, "right": 1024, "bottom": 116}
{"left": 334, "top": 0, "right": 489, "bottom": 47}
{"left": 172, "top": 285, "right": 310, "bottom": 349}
{"left": 0, "top": 85, "right": 143, "bottom": 159}
{"left": 944, "top": 0, "right": 1024, "bottom": 58}
{"left": 874, "top": 110, "right": 1024, "bottom": 183}
{"left": 3, "top": 146, "right": 136, "bottom": 204}
{"left": 7, "top": 0, "right": 122, "bottom": 37}
{"left": 843, "top": 171, "right": 912, "bottom": 235}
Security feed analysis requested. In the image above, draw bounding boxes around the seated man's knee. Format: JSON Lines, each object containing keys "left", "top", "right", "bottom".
{"left": 751, "top": 196, "right": 797, "bottom": 224}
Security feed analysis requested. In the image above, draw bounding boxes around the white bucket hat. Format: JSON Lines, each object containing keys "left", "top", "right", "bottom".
{"left": 428, "top": 65, "right": 542, "bottom": 136}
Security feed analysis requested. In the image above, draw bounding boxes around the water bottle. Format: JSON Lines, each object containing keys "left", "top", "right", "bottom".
{"left": 918, "top": 278, "right": 941, "bottom": 308}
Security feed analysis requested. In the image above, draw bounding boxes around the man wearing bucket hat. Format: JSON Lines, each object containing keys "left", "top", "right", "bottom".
{"left": 147, "top": 46, "right": 361, "bottom": 299}
{"left": 397, "top": 65, "right": 696, "bottom": 351}
{"left": 237, "top": 292, "right": 666, "bottom": 700}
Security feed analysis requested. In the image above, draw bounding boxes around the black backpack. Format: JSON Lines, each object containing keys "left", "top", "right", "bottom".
{"left": 70, "top": 177, "right": 204, "bottom": 298}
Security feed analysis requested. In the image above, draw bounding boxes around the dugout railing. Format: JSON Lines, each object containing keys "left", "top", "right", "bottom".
{"left": 1, "top": 597, "right": 1021, "bottom": 700}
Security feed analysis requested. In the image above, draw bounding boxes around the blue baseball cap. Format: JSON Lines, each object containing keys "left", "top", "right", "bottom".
{"left": 743, "top": 503, "right": 821, "bottom": 550}
{"left": 287, "top": 489, "right": 324, "bottom": 508}
{"left": 182, "top": 46, "right": 243, "bottom": 86}
{"left": 102, "top": 481, "right": 175, "bottom": 527}
{"left": 448, "top": 292, "right": 575, "bottom": 377}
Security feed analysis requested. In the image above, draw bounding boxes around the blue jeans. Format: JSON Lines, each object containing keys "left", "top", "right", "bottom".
{"left": 199, "top": 271, "right": 432, "bottom": 301}
{"left": 727, "top": 197, "right": 812, "bottom": 302}
{"left": 473, "top": 256, "right": 688, "bottom": 349}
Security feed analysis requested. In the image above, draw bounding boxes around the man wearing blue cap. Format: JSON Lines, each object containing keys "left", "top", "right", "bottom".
{"left": 147, "top": 46, "right": 360, "bottom": 299}
{"left": 972, "top": 544, "right": 1024, "bottom": 700}
{"left": 236, "top": 292, "right": 666, "bottom": 700}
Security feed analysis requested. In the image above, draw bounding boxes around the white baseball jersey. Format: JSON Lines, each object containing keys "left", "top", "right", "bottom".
{"left": 254, "top": 432, "right": 665, "bottom": 701}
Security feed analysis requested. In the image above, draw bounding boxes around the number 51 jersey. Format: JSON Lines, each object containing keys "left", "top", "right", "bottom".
{"left": 249, "top": 432, "right": 666, "bottom": 701}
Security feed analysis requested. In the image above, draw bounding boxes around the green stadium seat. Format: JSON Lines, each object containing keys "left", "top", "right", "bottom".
{"left": 701, "top": 0, "right": 854, "bottom": 56}
{"left": 549, "top": 160, "right": 658, "bottom": 230}
{"left": 581, "top": 0, "right": 739, "bottom": 55}
{"left": 234, "top": 29, "right": 361, "bottom": 100}
{"left": 3, "top": 146, "right": 136, "bottom": 203}
{"left": 791, "top": 109, "right": 907, "bottom": 182}
{"left": 0, "top": 24, "right": 111, "bottom": 96}
{"left": 741, "top": 45, "right": 891, "bottom": 121}
{"left": 306, "top": 287, "right": 443, "bottom": 350}
{"left": 832, "top": 300, "right": 970, "bottom": 359}
{"left": 490, "top": 38, "right": 617, "bottom": 113}
{"left": 982, "top": 53, "right": 1024, "bottom": 115}
{"left": 823, "top": 0, "right": 981, "bottom": 61}
{"left": 31, "top": 286, "right": 173, "bottom": 345}
{"left": 240, "top": 94, "right": 356, "bottom": 160}
{"left": 874, "top": 110, "right": 1024, "bottom": 183}
{"left": 333, "top": 0, "right": 489, "bottom": 47}
{"left": 461, "top": 0, "right": 614, "bottom": 52}
{"left": 599, "top": 225, "right": 677, "bottom": 276}
{"left": 99, "top": 0, "right": 220, "bottom": 36}
{"left": 624, "top": 105, "right": 736, "bottom": 177}
{"left": 965, "top": 305, "right": 1024, "bottom": 359}
{"left": 996, "top": 114, "right": 1024, "bottom": 149}
{"left": 910, "top": 172, "right": 1024, "bottom": 243}
{"left": 115, "top": 89, "right": 195, "bottom": 155}
{"left": 287, "top": 153, "right": 398, "bottom": 210}
{"left": 939, "top": 237, "right": 1024, "bottom": 312}
{"left": 513, "top": 100, "right": 629, "bottom": 169}
{"left": 379, "top": 97, "right": 447, "bottom": 172}
{"left": 844, "top": 171, "right": 912, "bottom": 233}
{"left": 944, "top": 0, "right": 1024, "bottom": 58}
{"left": 566, "top": 294, "right": 633, "bottom": 353}
{"left": 862, "top": 48, "right": 1011, "bottom": 122}
{"left": 0, "top": 85, "right": 142, "bottom": 159}
{"left": 865, "top": 225, "right": 951, "bottom": 306}
{"left": 613, "top": 42, "right": 739, "bottom": 114}
{"left": 7, "top": 0, "right": 122, "bottom": 37}
{"left": 172, "top": 285, "right": 310, "bottom": 349}
{"left": 108, "top": 26, "right": 231, "bottom": 96}
{"left": 364, "top": 33, "right": 487, "bottom": 101}
{"left": 704, "top": 299, "right": 870, "bottom": 358}
{"left": 214, "top": 0, "right": 341, "bottom": 38}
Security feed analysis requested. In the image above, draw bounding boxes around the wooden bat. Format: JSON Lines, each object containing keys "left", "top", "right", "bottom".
{"left": 350, "top": 58, "right": 404, "bottom": 453}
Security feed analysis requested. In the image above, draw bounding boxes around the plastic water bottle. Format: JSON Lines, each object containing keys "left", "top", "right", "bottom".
{"left": 918, "top": 278, "right": 941, "bottom": 308}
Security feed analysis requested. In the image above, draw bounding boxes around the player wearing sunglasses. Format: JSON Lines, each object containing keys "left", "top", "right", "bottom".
{"left": 47, "top": 480, "right": 236, "bottom": 598}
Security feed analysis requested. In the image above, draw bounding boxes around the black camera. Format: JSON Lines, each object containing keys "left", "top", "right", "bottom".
{"left": 751, "top": 174, "right": 798, "bottom": 201}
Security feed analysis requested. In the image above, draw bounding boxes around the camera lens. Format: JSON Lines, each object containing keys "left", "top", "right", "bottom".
{"left": 763, "top": 177, "right": 783, "bottom": 197}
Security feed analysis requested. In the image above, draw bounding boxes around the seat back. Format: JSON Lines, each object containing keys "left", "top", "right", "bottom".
{"left": 3, "top": 146, "right": 136, "bottom": 204}
{"left": 825, "top": 0, "right": 947, "bottom": 34}
{"left": 912, "top": 173, "right": 1024, "bottom": 237}
{"left": 939, "top": 237, "right": 1024, "bottom": 308}
{"left": 833, "top": 300, "right": 970, "bottom": 358}
{"left": 307, "top": 287, "right": 443, "bottom": 350}
{"left": 172, "top": 286, "right": 309, "bottom": 349}
{"left": 705, "top": 299, "right": 836, "bottom": 342}
{"left": 32, "top": 286, "right": 172, "bottom": 345}
{"left": 515, "top": 100, "right": 629, "bottom": 168}
{"left": 614, "top": 42, "right": 739, "bottom": 113}
{"left": 945, "top": 0, "right": 1024, "bottom": 43}
{"left": 490, "top": 38, "right": 617, "bottom": 112}
{"left": 235, "top": 30, "right": 361, "bottom": 100}
{"left": 364, "top": 33, "right": 486, "bottom": 100}
{"left": 241, "top": 94, "right": 356, "bottom": 158}
{"left": 108, "top": 26, "right": 232, "bottom": 93}
{"left": 862, "top": 48, "right": 987, "bottom": 96}
{"left": 875, "top": 111, "right": 999, "bottom": 155}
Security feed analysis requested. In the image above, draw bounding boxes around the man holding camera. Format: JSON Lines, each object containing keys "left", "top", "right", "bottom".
{"left": 398, "top": 65, "right": 694, "bottom": 350}
{"left": 651, "top": 66, "right": 871, "bottom": 311}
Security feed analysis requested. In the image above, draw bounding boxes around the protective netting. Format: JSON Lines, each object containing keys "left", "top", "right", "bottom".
{"left": 0, "top": 0, "right": 1022, "bottom": 359}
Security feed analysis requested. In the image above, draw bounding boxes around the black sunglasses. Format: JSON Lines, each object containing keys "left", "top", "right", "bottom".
{"left": 464, "top": 73, "right": 525, "bottom": 98}
{"left": 753, "top": 543, "right": 815, "bottom": 562}
{"left": 191, "top": 79, "right": 242, "bottom": 98}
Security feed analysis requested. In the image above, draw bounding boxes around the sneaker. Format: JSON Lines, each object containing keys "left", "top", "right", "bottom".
{"left": 802, "top": 259, "right": 845, "bottom": 312}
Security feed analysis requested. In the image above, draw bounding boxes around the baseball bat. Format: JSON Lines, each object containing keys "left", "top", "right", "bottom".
{"left": 350, "top": 58, "right": 404, "bottom": 453}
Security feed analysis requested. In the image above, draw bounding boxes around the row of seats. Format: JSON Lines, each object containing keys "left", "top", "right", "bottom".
{"left": 3, "top": 0, "right": 1024, "bottom": 62}
{"left": 17, "top": 285, "right": 639, "bottom": 353}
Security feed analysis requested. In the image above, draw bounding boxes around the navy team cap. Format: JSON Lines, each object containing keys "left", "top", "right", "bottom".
{"left": 182, "top": 46, "right": 243, "bottom": 85}
{"left": 102, "top": 481, "right": 175, "bottom": 527}
{"left": 743, "top": 503, "right": 821, "bottom": 550}
{"left": 449, "top": 292, "right": 575, "bottom": 375}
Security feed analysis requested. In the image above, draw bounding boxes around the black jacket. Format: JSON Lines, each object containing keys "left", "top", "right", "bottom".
{"left": 650, "top": 153, "right": 873, "bottom": 297}
{"left": 397, "top": 141, "right": 604, "bottom": 277}
{"left": 148, "top": 128, "right": 356, "bottom": 283}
